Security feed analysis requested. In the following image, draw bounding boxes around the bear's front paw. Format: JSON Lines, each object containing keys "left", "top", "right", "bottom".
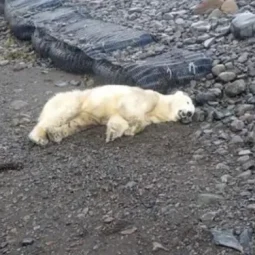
{"left": 105, "top": 126, "right": 124, "bottom": 143}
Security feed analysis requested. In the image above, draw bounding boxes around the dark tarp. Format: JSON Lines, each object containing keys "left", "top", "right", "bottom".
{"left": 4, "top": 0, "right": 212, "bottom": 93}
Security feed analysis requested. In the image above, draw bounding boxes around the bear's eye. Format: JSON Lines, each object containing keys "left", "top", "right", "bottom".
{"left": 187, "top": 101, "right": 190, "bottom": 105}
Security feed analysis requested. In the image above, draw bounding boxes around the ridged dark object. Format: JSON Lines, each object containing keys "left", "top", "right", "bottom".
{"left": 4, "top": 0, "right": 213, "bottom": 93}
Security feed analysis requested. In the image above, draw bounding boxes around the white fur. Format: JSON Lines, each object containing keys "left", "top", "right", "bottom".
{"left": 28, "top": 84, "right": 195, "bottom": 145}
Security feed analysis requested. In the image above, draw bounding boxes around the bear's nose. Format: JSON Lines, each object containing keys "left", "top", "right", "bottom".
{"left": 187, "top": 111, "right": 192, "bottom": 117}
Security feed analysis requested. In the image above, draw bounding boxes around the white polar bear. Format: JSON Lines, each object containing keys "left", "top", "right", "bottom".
{"left": 28, "top": 84, "right": 195, "bottom": 145}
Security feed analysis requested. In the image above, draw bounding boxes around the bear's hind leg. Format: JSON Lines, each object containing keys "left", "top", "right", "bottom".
{"left": 47, "top": 115, "right": 88, "bottom": 143}
{"left": 28, "top": 91, "right": 83, "bottom": 146}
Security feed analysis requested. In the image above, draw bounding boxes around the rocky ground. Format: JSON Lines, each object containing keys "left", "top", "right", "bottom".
{"left": 1, "top": 0, "right": 255, "bottom": 254}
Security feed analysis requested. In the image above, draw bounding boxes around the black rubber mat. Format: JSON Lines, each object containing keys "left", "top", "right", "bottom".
{"left": 4, "top": 0, "right": 212, "bottom": 93}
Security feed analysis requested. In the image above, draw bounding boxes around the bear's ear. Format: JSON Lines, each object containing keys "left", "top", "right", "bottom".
{"left": 173, "top": 90, "right": 184, "bottom": 97}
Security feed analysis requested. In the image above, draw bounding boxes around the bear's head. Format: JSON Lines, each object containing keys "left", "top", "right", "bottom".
{"left": 170, "top": 91, "right": 195, "bottom": 124}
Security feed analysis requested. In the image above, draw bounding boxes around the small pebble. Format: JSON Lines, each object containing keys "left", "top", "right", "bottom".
{"left": 22, "top": 238, "right": 34, "bottom": 246}
{"left": 55, "top": 81, "right": 68, "bottom": 87}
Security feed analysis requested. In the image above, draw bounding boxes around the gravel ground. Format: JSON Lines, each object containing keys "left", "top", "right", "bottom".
{"left": 1, "top": 1, "right": 255, "bottom": 254}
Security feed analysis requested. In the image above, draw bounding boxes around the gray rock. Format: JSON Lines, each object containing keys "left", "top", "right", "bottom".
{"left": 247, "top": 94, "right": 255, "bottom": 104}
{"left": 191, "top": 21, "right": 211, "bottom": 32}
{"left": 238, "top": 149, "right": 252, "bottom": 156}
{"left": 225, "top": 62, "right": 234, "bottom": 70}
{"left": 185, "top": 44, "right": 204, "bottom": 51}
{"left": 103, "top": 215, "right": 114, "bottom": 223}
{"left": 211, "top": 229, "right": 243, "bottom": 253}
{"left": 197, "top": 34, "right": 210, "bottom": 42}
{"left": 218, "top": 72, "right": 236, "bottom": 82}
{"left": 0, "top": 60, "right": 9, "bottom": 66}
{"left": 152, "top": 20, "right": 163, "bottom": 30}
{"left": 213, "top": 110, "right": 225, "bottom": 120}
{"left": 231, "top": 12, "right": 255, "bottom": 39}
{"left": 0, "top": 242, "right": 8, "bottom": 249}
{"left": 240, "top": 191, "right": 251, "bottom": 197}
{"left": 125, "top": 181, "right": 137, "bottom": 189}
{"left": 210, "top": 18, "right": 218, "bottom": 30}
{"left": 12, "top": 116, "right": 30, "bottom": 126}
{"left": 215, "top": 183, "right": 226, "bottom": 193}
{"left": 22, "top": 238, "right": 34, "bottom": 246}
{"left": 198, "top": 193, "right": 224, "bottom": 205}
{"left": 242, "top": 160, "right": 255, "bottom": 170}
{"left": 238, "top": 52, "right": 249, "bottom": 63}
{"left": 208, "top": 8, "right": 223, "bottom": 19}
{"left": 84, "top": 77, "right": 94, "bottom": 88}
{"left": 241, "top": 113, "right": 255, "bottom": 124}
{"left": 10, "top": 100, "right": 28, "bottom": 110}
{"left": 218, "top": 131, "right": 229, "bottom": 140}
{"left": 225, "top": 80, "right": 246, "bottom": 97}
{"left": 248, "top": 63, "right": 255, "bottom": 77}
{"left": 239, "top": 227, "right": 253, "bottom": 255}
{"left": 216, "top": 163, "right": 230, "bottom": 171}
{"left": 183, "top": 38, "right": 196, "bottom": 45}
{"left": 163, "top": 13, "right": 174, "bottom": 20}
{"left": 169, "top": 10, "right": 187, "bottom": 16}
{"left": 237, "top": 170, "right": 252, "bottom": 179}
{"left": 175, "top": 18, "right": 185, "bottom": 25}
{"left": 55, "top": 81, "right": 68, "bottom": 87}
{"left": 128, "top": 7, "right": 142, "bottom": 14}
{"left": 70, "top": 80, "right": 81, "bottom": 86}
{"left": 152, "top": 241, "right": 169, "bottom": 252}
{"left": 216, "top": 25, "right": 230, "bottom": 35}
{"left": 195, "top": 92, "right": 217, "bottom": 105}
{"left": 13, "top": 63, "right": 27, "bottom": 72}
{"left": 247, "top": 204, "right": 255, "bottom": 210}
{"left": 193, "top": 108, "right": 206, "bottom": 122}
{"left": 221, "top": 174, "right": 232, "bottom": 183}
{"left": 161, "top": 204, "right": 175, "bottom": 215}
{"left": 237, "top": 155, "right": 250, "bottom": 163}
{"left": 209, "top": 88, "right": 222, "bottom": 97}
{"left": 250, "top": 82, "right": 255, "bottom": 95}
{"left": 246, "top": 131, "right": 255, "bottom": 144}
{"left": 77, "top": 207, "right": 89, "bottom": 218}
{"left": 246, "top": 178, "right": 255, "bottom": 184}
{"left": 212, "top": 64, "right": 226, "bottom": 76}
{"left": 120, "top": 226, "right": 137, "bottom": 235}
{"left": 235, "top": 104, "right": 254, "bottom": 116}
{"left": 230, "top": 119, "right": 245, "bottom": 132}
{"left": 193, "top": 154, "right": 204, "bottom": 160}
{"left": 204, "top": 37, "right": 215, "bottom": 48}
{"left": 200, "top": 211, "right": 218, "bottom": 222}
{"left": 128, "top": 13, "right": 137, "bottom": 21}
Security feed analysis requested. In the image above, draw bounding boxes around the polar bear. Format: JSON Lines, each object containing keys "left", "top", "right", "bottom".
{"left": 28, "top": 84, "right": 195, "bottom": 145}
